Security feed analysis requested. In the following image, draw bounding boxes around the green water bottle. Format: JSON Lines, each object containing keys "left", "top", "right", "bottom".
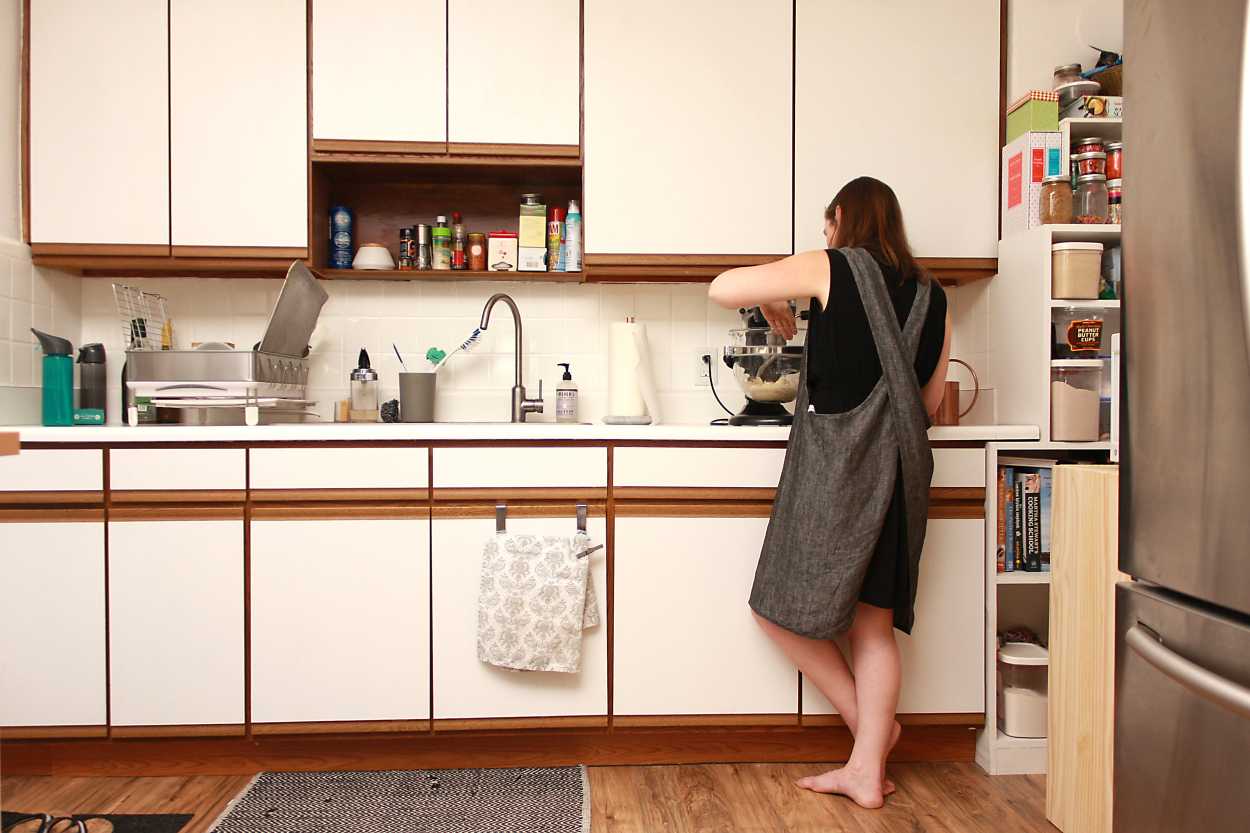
{"left": 32, "top": 329, "right": 74, "bottom": 427}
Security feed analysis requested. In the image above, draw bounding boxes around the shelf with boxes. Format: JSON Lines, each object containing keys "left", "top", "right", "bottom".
{"left": 309, "top": 153, "right": 584, "bottom": 282}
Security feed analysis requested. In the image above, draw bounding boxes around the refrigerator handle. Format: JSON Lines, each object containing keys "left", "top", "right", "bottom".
{"left": 1127, "top": 624, "right": 1250, "bottom": 720}
{"left": 1238, "top": 6, "right": 1250, "bottom": 365}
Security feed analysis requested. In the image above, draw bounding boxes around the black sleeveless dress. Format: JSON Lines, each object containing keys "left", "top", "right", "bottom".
{"left": 805, "top": 249, "right": 947, "bottom": 626}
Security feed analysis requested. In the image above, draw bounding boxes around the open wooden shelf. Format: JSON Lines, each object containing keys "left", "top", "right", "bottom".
{"left": 997, "top": 571, "right": 1051, "bottom": 585}
{"left": 317, "top": 268, "right": 584, "bottom": 283}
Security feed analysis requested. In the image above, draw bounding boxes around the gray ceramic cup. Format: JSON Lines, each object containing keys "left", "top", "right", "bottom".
{"left": 399, "top": 372, "right": 437, "bottom": 422}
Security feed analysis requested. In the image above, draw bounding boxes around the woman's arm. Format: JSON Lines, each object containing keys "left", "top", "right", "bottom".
{"left": 708, "top": 250, "right": 830, "bottom": 340}
{"left": 921, "top": 310, "right": 953, "bottom": 418}
{"left": 708, "top": 249, "right": 829, "bottom": 308}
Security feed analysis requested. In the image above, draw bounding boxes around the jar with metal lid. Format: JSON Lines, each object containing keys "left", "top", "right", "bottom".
{"left": 1105, "top": 141, "right": 1123, "bottom": 180}
{"left": 1075, "top": 174, "right": 1109, "bottom": 224}
{"left": 468, "top": 232, "right": 486, "bottom": 270}
{"left": 1040, "top": 175, "right": 1073, "bottom": 224}
{"left": 1072, "top": 136, "right": 1105, "bottom": 156}
{"left": 415, "top": 224, "right": 432, "bottom": 270}
{"left": 1053, "top": 63, "right": 1083, "bottom": 86}
{"left": 1107, "top": 178, "right": 1122, "bottom": 224}
{"left": 1074, "top": 151, "right": 1107, "bottom": 176}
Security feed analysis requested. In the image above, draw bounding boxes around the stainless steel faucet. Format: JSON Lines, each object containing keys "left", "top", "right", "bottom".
{"left": 479, "top": 293, "right": 544, "bottom": 422}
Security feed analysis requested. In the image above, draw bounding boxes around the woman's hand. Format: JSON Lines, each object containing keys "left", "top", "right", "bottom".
{"left": 760, "top": 300, "right": 797, "bottom": 340}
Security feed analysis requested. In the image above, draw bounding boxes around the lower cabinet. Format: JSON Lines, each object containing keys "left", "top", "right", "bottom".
{"left": 802, "top": 517, "right": 985, "bottom": 715}
{"left": 613, "top": 515, "right": 798, "bottom": 716}
{"left": 108, "top": 517, "right": 244, "bottom": 728}
{"left": 0, "top": 518, "right": 107, "bottom": 728}
{"left": 250, "top": 517, "right": 431, "bottom": 725}
{"left": 431, "top": 516, "right": 608, "bottom": 720}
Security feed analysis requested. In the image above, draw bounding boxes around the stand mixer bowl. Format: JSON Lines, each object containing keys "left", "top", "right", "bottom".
{"left": 722, "top": 325, "right": 804, "bottom": 425}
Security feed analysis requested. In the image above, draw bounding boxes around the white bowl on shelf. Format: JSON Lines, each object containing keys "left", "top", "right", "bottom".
{"left": 352, "top": 243, "right": 395, "bottom": 270}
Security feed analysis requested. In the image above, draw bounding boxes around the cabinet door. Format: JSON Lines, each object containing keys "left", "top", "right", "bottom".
{"left": 108, "top": 519, "right": 244, "bottom": 727}
{"left": 802, "top": 518, "right": 985, "bottom": 715}
{"left": 250, "top": 518, "right": 431, "bottom": 725}
{"left": 614, "top": 516, "right": 797, "bottom": 715}
{"left": 448, "top": 0, "right": 579, "bottom": 146}
{"left": 312, "top": 0, "right": 446, "bottom": 143}
{"left": 29, "top": 0, "right": 169, "bottom": 246}
{"left": 583, "top": 0, "right": 793, "bottom": 255}
{"left": 170, "top": 0, "right": 307, "bottom": 248}
{"left": 431, "top": 517, "right": 608, "bottom": 720}
{"left": 794, "top": 0, "right": 999, "bottom": 257}
{"left": 0, "top": 521, "right": 106, "bottom": 727}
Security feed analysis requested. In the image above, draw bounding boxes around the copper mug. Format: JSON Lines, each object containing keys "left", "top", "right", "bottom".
{"left": 935, "top": 358, "right": 980, "bottom": 426}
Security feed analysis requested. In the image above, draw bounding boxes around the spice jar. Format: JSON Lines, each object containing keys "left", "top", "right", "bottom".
{"left": 1040, "top": 175, "right": 1073, "bottom": 224}
{"left": 1074, "top": 151, "right": 1107, "bottom": 176}
{"left": 1107, "top": 178, "right": 1122, "bottom": 224}
{"left": 1075, "top": 174, "right": 1109, "bottom": 224}
{"left": 468, "top": 232, "right": 486, "bottom": 270}
{"left": 1105, "top": 142, "right": 1123, "bottom": 180}
{"left": 1072, "top": 137, "right": 1105, "bottom": 156}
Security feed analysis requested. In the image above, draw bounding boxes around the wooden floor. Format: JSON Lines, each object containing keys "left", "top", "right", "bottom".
{"left": 1, "top": 764, "right": 1052, "bottom": 832}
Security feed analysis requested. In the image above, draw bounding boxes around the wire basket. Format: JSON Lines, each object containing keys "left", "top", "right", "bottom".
{"left": 112, "top": 284, "right": 169, "bottom": 351}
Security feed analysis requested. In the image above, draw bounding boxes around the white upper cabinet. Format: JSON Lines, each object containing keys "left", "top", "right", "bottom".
{"left": 312, "top": 0, "right": 447, "bottom": 143}
{"left": 794, "top": 0, "right": 999, "bottom": 257}
{"left": 29, "top": 0, "right": 169, "bottom": 246}
{"left": 448, "top": 0, "right": 580, "bottom": 146}
{"left": 170, "top": 0, "right": 307, "bottom": 248}
{"left": 584, "top": 0, "right": 793, "bottom": 255}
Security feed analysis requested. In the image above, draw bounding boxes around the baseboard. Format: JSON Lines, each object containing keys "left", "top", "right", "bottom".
{"left": 0, "top": 723, "right": 977, "bottom": 776}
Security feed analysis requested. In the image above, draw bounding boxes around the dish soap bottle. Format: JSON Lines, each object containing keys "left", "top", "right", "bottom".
{"left": 556, "top": 362, "right": 578, "bottom": 424}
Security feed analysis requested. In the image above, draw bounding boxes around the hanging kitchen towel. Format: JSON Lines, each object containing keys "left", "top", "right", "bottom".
{"left": 477, "top": 532, "right": 600, "bottom": 673}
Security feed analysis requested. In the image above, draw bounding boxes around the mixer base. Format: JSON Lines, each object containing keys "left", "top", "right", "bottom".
{"left": 727, "top": 399, "right": 794, "bottom": 427}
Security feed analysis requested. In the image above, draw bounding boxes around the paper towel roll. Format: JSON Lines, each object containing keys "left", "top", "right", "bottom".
{"left": 605, "top": 320, "right": 662, "bottom": 425}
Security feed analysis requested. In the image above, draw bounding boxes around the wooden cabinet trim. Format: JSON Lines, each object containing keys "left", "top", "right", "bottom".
{"left": 312, "top": 139, "right": 448, "bottom": 155}
{"left": 433, "top": 501, "right": 606, "bottom": 520}
{"left": 109, "top": 724, "right": 246, "bottom": 739}
{"left": 0, "top": 507, "right": 104, "bottom": 522}
{"left": 613, "top": 487, "right": 777, "bottom": 502}
{"left": 613, "top": 501, "right": 774, "bottom": 518}
{"left": 253, "top": 720, "right": 432, "bottom": 736}
{"left": 109, "top": 505, "right": 244, "bottom": 522}
{"left": 0, "top": 725, "right": 108, "bottom": 740}
{"left": 582, "top": 255, "right": 996, "bottom": 285}
{"left": 613, "top": 714, "right": 798, "bottom": 729}
{"left": 111, "top": 490, "right": 246, "bottom": 505}
{"left": 0, "top": 491, "right": 104, "bottom": 506}
{"left": 432, "top": 716, "right": 608, "bottom": 733}
{"left": 447, "top": 143, "right": 580, "bottom": 159}
{"left": 30, "top": 243, "right": 171, "bottom": 257}
{"left": 433, "top": 487, "right": 607, "bottom": 502}
{"left": 251, "top": 503, "right": 430, "bottom": 521}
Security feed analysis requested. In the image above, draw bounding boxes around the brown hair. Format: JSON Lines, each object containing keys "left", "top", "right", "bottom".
{"left": 825, "top": 176, "right": 927, "bottom": 284}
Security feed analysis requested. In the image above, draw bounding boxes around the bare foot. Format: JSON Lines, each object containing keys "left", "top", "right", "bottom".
{"left": 795, "top": 763, "right": 886, "bottom": 809}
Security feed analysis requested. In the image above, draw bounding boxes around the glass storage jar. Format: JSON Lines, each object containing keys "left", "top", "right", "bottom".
{"left": 1107, "top": 178, "right": 1122, "bottom": 224}
{"left": 1040, "top": 175, "right": 1073, "bottom": 224}
{"left": 1072, "top": 136, "right": 1105, "bottom": 156}
{"left": 1075, "top": 173, "right": 1109, "bottom": 224}
{"left": 1105, "top": 141, "right": 1123, "bottom": 180}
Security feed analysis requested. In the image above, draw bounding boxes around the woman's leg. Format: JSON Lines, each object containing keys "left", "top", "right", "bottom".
{"left": 753, "top": 610, "right": 901, "bottom": 796}
{"left": 794, "top": 603, "right": 901, "bottom": 809}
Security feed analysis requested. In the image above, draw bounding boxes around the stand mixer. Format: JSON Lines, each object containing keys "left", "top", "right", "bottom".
{"left": 719, "top": 305, "right": 805, "bottom": 426}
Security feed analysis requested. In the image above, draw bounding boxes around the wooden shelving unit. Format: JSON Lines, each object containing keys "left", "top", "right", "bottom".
{"left": 316, "top": 268, "right": 584, "bottom": 283}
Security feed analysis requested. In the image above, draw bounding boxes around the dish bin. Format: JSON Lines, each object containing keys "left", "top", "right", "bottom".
{"left": 997, "top": 642, "right": 1049, "bottom": 738}
{"left": 1052, "top": 242, "right": 1104, "bottom": 299}
{"left": 1052, "top": 366, "right": 1102, "bottom": 441}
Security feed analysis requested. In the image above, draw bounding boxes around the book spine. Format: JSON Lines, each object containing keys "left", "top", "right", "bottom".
{"left": 1004, "top": 468, "right": 1015, "bottom": 571}
{"left": 1025, "top": 473, "right": 1042, "bottom": 571}
{"left": 1040, "top": 468, "right": 1053, "bottom": 571}
{"left": 997, "top": 467, "right": 1008, "bottom": 573}
{"left": 1014, "top": 477, "right": 1025, "bottom": 572}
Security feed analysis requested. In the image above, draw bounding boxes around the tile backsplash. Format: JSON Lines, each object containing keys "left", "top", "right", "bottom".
{"left": 2, "top": 258, "right": 990, "bottom": 426}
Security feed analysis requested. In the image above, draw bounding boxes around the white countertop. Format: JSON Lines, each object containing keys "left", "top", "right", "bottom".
{"left": 11, "top": 422, "right": 1041, "bottom": 444}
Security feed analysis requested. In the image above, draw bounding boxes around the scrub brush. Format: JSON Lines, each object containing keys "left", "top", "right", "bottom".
{"left": 431, "top": 327, "right": 483, "bottom": 370}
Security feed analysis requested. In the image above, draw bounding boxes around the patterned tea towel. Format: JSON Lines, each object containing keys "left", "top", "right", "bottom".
{"left": 477, "top": 532, "right": 600, "bottom": 673}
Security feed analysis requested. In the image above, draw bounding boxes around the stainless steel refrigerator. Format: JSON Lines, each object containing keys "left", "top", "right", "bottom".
{"left": 1119, "top": 0, "right": 1250, "bottom": 829}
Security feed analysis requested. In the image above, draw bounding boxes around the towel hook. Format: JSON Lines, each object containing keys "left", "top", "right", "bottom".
{"left": 496, "top": 503, "right": 507, "bottom": 533}
{"left": 576, "top": 502, "right": 588, "bottom": 533}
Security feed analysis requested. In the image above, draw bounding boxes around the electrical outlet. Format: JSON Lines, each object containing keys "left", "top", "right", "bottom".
{"left": 695, "top": 353, "right": 714, "bottom": 387}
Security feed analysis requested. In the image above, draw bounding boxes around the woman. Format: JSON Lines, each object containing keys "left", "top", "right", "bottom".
{"left": 708, "top": 177, "right": 951, "bottom": 809}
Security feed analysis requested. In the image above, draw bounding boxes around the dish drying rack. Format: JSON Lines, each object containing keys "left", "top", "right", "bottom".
{"left": 113, "top": 283, "right": 318, "bottom": 426}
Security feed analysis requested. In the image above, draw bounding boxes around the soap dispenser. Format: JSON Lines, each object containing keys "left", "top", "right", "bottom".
{"left": 31, "top": 328, "right": 74, "bottom": 427}
{"left": 555, "top": 362, "right": 578, "bottom": 424}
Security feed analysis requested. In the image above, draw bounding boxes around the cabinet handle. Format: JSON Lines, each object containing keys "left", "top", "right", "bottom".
{"left": 1127, "top": 623, "right": 1250, "bottom": 720}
